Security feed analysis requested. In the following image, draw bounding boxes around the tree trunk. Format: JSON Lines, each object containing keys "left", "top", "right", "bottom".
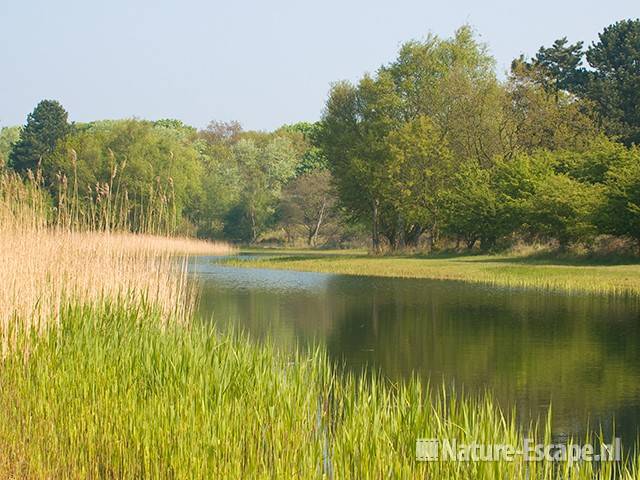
{"left": 371, "top": 199, "right": 381, "bottom": 254}
{"left": 404, "top": 224, "right": 423, "bottom": 247}
{"left": 250, "top": 207, "right": 258, "bottom": 243}
{"left": 309, "top": 198, "right": 327, "bottom": 247}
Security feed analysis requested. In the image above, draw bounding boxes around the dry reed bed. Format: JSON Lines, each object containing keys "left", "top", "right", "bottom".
{"left": 0, "top": 229, "right": 232, "bottom": 323}
{"left": 0, "top": 227, "right": 233, "bottom": 351}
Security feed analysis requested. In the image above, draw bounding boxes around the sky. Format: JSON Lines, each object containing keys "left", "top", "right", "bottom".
{"left": 1, "top": 0, "right": 638, "bottom": 131}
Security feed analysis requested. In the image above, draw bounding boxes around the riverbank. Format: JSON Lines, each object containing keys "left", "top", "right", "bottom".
{"left": 229, "top": 250, "right": 640, "bottom": 296}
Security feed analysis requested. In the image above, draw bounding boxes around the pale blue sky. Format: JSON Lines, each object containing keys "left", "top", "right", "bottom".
{"left": 1, "top": 0, "right": 638, "bottom": 130}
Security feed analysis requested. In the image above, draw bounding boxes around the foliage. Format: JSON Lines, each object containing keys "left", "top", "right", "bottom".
{"left": 443, "top": 162, "right": 500, "bottom": 249}
{"left": 524, "top": 169, "right": 603, "bottom": 247}
{"left": 504, "top": 63, "right": 598, "bottom": 153}
{"left": 278, "top": 121, "right": 328, "bottom": 174}
{"left": 521, "top": 19, "right": 640, "bottom": 146}
{"left": 321, "top": 26, "right": 503, "bottom": 251}
{"left": 48, "top": 119, "right": 204, "bottom": 233}
{"left": 386, "top": 116, "right": 454, "bottom": 247}
{"left": 224, "top": 137, "right": 298, "bottom": 242}
{"left": 0, "top": 126, "right": 21, "bottom": 170}
{"left": 278, "top": 169, "right": 336, "bottom": 245}
{"left": 2, "top": 18, "right": 639, "bottom": 251}
{"left": 9, "top": 100, "right": 70, "bottom": 173}
{"left": 585, "top": 19, "right": 640, "bottom": 145}
{"left": 599, "top": 147, "right": 640, "bottom": 244}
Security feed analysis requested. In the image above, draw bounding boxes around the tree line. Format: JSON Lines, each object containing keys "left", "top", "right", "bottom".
{"left": 1, "top": 19, "right": 639, "bottom": 251}
{"left": 321, "top": 20, "right": 640, "bottom": 252}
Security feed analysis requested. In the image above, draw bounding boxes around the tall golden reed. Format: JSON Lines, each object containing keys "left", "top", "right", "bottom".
{"left": 0, "top": 171, "right": 233, "bottom": 351}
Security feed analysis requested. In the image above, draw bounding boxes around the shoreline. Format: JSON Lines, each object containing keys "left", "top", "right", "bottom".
{"left": 227, "top": 250, "right": 640, "bottom": 297}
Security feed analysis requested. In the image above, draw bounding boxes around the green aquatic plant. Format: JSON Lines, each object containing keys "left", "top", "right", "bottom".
{"left": 0, "top": 300, "right": 637, "bottom": 479}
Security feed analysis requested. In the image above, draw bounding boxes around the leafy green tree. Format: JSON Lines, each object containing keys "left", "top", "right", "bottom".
{"left": 9, "top": 100, "right": 70, "bottom": 174}
{"left": 521, "top": 20, "right": 640, "bottom": 146}
{"left": 504, "top": 63, "right": 599, "bottom": 154}
{"left": 0, "top": 126, "right": 21, "bottom": 170}
{"left": 226, "top": 137, "right": 298, "bottom": 242}
{"left": 490, "top": 155, "right": 547, "bottom": 242}
{"left": 49, "top": 119, "right": 203, "bottom": 233}
{"left": 277, "top": 122, "right": 327, "bottom": 175}
{"left": 321, "top": 26, "right": 504, "bottom": 250}
{"left": 194, "top": 124, "right": 241, "bottom": 238}
{"left": 320, "top": 79, "right": 395, "bottom": 251}
{"left": 599, "top": 147, "right": 640, "bottom": 246}
{"left": 525, "top": 172, "right": 603, "bottom": 248}
{"left": 551, "top": 136, "right": 632, "bottom": 184}
{"left": 443, "top": 163, "right": 500, "bottom": 250}
{"left": 386, "top": 116, "right": 453, "bottom": 247}
{"left": 383, "top": 25, "right": 505, "bottom": 167}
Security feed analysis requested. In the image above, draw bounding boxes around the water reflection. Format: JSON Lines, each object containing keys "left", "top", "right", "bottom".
{"left": 190, "top": 256, "right": 640, "bottom": 444}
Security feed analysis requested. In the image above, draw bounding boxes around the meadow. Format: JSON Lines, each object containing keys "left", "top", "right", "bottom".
{"left": 230, "top": 250, "right": 640, "bottom": 297}
{"left": 1, "top": 173, "right": 639, "bottom": 478}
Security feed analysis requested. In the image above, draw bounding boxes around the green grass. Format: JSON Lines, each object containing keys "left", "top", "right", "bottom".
{"left": 0, "top": 300, "right": 637, "bottom": 478}
{"left": 229, "top": 250, "right": 640, "bottom": 297}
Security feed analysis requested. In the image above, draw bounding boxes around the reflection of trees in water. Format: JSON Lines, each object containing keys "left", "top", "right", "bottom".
{"left": 197, "top": 283, "right": 334, "bottom": 352}
{"left": 321, "top": 276, "right": 640, "bottom": 442}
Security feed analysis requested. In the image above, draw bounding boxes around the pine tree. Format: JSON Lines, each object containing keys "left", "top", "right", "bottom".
{"left": 9, "top": 99, "right": 70, "bottom": 173}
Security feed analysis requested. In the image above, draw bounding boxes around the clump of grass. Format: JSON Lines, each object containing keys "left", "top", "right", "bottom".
{"left": 0, "top": 301, "right": 637, "bottom": 479}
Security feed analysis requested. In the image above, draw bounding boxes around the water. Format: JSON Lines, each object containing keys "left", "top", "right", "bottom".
{"left": 189, "top": 255, "right": 640, "bottom": 445}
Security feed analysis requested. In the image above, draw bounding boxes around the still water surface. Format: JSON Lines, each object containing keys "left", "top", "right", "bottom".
{"left": 189, "top": 255, "right": 640, "bottom": 444}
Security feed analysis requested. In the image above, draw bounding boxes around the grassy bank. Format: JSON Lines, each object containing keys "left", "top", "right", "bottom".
{"left": 229, "top": 251, "right": 640, "bottom": 296}
{"left": 1, "top": 300, "right": 637, "bottom": 479}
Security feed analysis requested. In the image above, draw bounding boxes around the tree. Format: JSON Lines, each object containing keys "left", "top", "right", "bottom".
{"left": 321, "top": 26, "right": 504, "bottom": 251}
{"left": 47, "top": 119, "right": 204, "bottom": 233}
{"left": 226, "top": 137, "right": 298, "bottom": 242}
{"left": 386, "top": 116, "right": 454, "bottom": 248}
{"left": 520, "top": 20, "right": 640, "bottom": 146}
{"left": 9, "top": 100, "right": 70, "bottom": 173}
{"left": 199, "top": 120, "right": 242, "bottom": 145}
{"left": 277, "top": 122, "right": 327, "bottom": 175}
{"left": 503, "top": 62, "right": 599, "bottom": 154}
{"left": 195, "top": 122, "right": 242, "bottom": 238}
{"left": 599, "top": 147, "right": 640, "bottom": 246}
{"left": 585, "top": 19, "right": 640, "bottom": 145}
{"left": 551, "top": 136, "right": 632, "bottom": 184}
{"left": 443, "top": 163, "right": 500, "bottom": 250}
{"left": 320, "top": 80, "right": 392, "bottom": 252}
{"left": 0, "top": 126, "right": 21, "bottom": 170}
{"left": 515, "top": 38, "right": 586, "bottom": 94}
{"left": 383, "top": 25, "right": 505, "bottom": 166}
{"left": 278, "top": 170, "right": 336, "bottom": 245}
{"left": 525, "top": 172, "right": 603, "bottom": 248}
